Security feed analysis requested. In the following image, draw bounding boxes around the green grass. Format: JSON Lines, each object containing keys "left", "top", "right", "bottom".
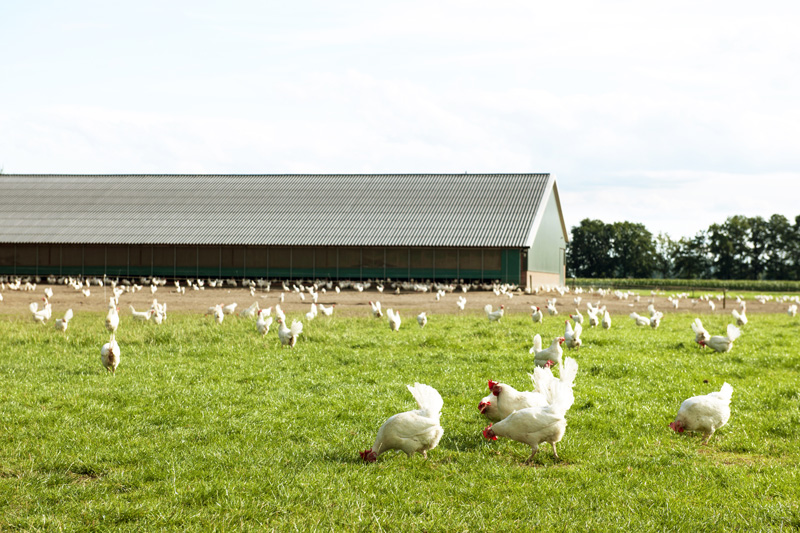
{"left": 1, "top": 310, "right": 799, "bottom": 531}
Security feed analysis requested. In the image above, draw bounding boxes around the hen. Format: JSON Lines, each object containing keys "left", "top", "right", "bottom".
{"left": 483, "top": 358, "right": 579, "bottom": 461}
{"left": 360, "top": 383, "right": 444, "bottom": 462}
{"left": 101, "top": 334, "right": 121, "bottom": 374}
{"left": 731, "top": 308, "right": 747, "bottom": 326}
{"left": 369, "top": 301, "right": 383, "bottom": 318}
{"left": 629, "top": 312, "right": 650, "bottom": 327}
{"left": 130, "top": 305, "right": 154, "bottom": 321}
{"left": 700, "top": 324, "right": 740, "bottom": 353}
{"left": 318, "top": 304, "right": 335, "bottom": 317}
{"left": 564, "top": 320, "right": 582, "bottom": 349}
{"left": 670, "top": 382, "right": 733, "bottom": 444}
{"left": 529, "top": 334, "right": 565, "bottom": 368}
{"left": 105, "top": 299, "right": 120, "bottom": 333}
{"left": 484, "top": 304, "right": 504, "bottom": 321}
{"left": 569, "top": 310, "right": 584, "bottom": 325}
{"left": 277, "top": 317, "right": 303, "bottom": 347}
{"left": 601, "top": 309, "right": 612, "bottom": 330}
{"left": 55, "top": 309, "right": 73, "bottom": 332}
{"left": 387, "top": 308, "right": 402, "bottom": 331}
{"left": 530, "top": 306, "right": 543, "bottom": 323}
{"left": 691, "top": 318, "right": 710, "bottom": 347}
{"left": 416, "top": 312, "right": 427, "bottom": 328}
{"left": 256, "top": 309, "right": 273, "bottom": 336}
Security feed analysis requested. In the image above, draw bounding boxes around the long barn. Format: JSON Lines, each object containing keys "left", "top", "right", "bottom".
{"left": 0, "top": 173, "right": 568, "bottom": 287}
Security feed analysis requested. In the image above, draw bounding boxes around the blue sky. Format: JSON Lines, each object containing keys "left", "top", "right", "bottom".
{"left": 2, "top": 1, "right": 799, "bottom": 238}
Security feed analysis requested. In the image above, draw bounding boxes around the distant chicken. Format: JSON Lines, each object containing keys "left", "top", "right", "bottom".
{"left": 529, "top": 334, "right": 565, "bottom": 368}
{"left": 789, "top": 304, "right": 798, "bottom": 317}
{"left": 30, "top": 299, "right": 52, "bottom": 323}
{"left": 318, "top": 304, "right": 334, "bottom": 316}
{"left": 701, "top": 324, "right": 741, "bottom": 353}
{"left": 629, "top": 312, "right": 650, "bottom": 327}
{"left": 360, "top": 383, "right": 443, "bottom": 462}
{"left": 305, "top": 303, "right": 318, "bottom": 321}
{"left": 530, "top": 306, "right": 543, "bottom": 323}
{"left": 691, "top": 318, "right": 710, "bottom": 347}
{"left": 670, "top": 382, "right": 733, "bottom": 444}
{"left": 586, "top": 308, "right": 599, "bottom": 328}
{"left": 564, "top": 320, "right": 582, "bottom": 349}
{"left": 456, "top": 296, "right": 467, "bottom": 311}
{"left": 370, "top": 301, "right": 383, "bottom": 318}
{"left": 484, "top": 304, "right": 504, "bottom": 322}
{"left": 277, "top": 317, "right": 303, "bottom": 347}
{"left": 417, "top": 312, "right": 427, "bottom": 328}
{"left": 213, "top": 304, "right": 225, "bottom": 324}
{"left": 55, "top": 309, "right": 73, "bottom": 332}
{"left": 602, "top": 309, "right": 612, "bottom": 330}
{"left": 239, "top": 302, "right": 259, "bottom": 319}
{"left": 546, "top": 299, "right": 558, "bottom": 316}
{"left": 256, "top": 309, "right": 273, "bottom": 336}
{"left": 105, "top": 299, "right": 120, "bottom": 333}
{"left": 222, "top": 302, "right": 238, "bottom": 315}
{"left": 483, "top": 358, "right": 579, "bottom": 461}
{"left": 387, "top": 308, "right": 401, "bottom": 331}
{"left": 130, "top": 305, "right": 154, "bottom": 321}
{"left": 731, "top": 308, "right": 748, "bottom": 326}
{"left": 100, "top": 334, "right": 120, "bottom": 374}
{"left": 44, "top": 287, "right": 53, "bottom": 299}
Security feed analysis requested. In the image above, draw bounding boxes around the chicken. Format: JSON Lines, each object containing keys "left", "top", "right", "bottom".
{"left": 700, "top": 324, "right": 740, "bottom": 353}
{"left": 484, "top": 304, "right": 504, "bottom": 321}
{"left": 564, "top": 320, "right": 582, "bottom": 349}
{"left": 456, "top": 296, "right": 467, "bottom": 311}
{"left": 546, "top": 299, "right": 558, "bottom": 316}
{"left": 691, "top": 318, "right": 710, "bottom": 347}
{"left": 483, "top": 358, "right": 579, "bottom": 461}
{"left": 649, "top": 310, "right": 664, "bottom": 329}
{"left": 530, "top": 306, "right": 543, "bottom": 323}
{"left": 586, "top": 308, "right": 599, "bottom": 328}
{"left": 360, "top": 383, "right": 444, "bottom": 462}
{"left": 417, "top": 312, "right": 427, "bottom": 328}
{"left": 387, "top": 308, "right": 401, "bottom": 331}
{"left": 305, "top": 303, "right": 318, "bottom": 321}
{"left": 105, "top": 299, "right": 120, "bottom": 333}
{"left": 370, "top": 300, "right": 383, "bottom": 318}
{"left": 213, "top": 304, "right": 224, "bottom": 324}
{"left": 670, "top": 382, "right": 733, "bottom": 444}
{"left": 731, "top": 308, "right": 747, "bottom": 326}
{"left": 100, "top": 334, "right": 120, "bottom": 374}
{"left": 30, "top": 299, "right": 52, "bottom": 323}
{"left": 44, "top": 287, "right": 53, "bottom": 299}
{"left": 529, "top": 334, "right": 565, "bottom": 368}
{"left": 569, "top": 310, "right": 583, "bottom": 325}
{"left": 602, "top": 309, "right": 611, "bottom": 329}
{"left": 318, "top": 304, "right": 335, "bottom": 316}
{"left": 629, "top": 312, "right": 650, "bottom": 327}
{"left": 129, "top": 305, "right": 154, "bottom": 321}
{"left": 256, "top": 310, "right": 273, "bottom": 336}
{"left": 277, "top": 317, "right": 303, "bottom": 347}
{"left": 55, "top": 309, "right": 73, "bottom": 332}
{"left": 239, "top": 301, "right": 259, "bottom": 319}
{"left": 222, "top": 302, "right": 238, "bottom": 315}
{"left": 789, "top": 304, "right": 798, "bottom": 317}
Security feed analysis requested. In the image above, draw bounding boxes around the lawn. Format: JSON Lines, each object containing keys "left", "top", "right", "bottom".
{"left": 0, "top": 309, "right": 798, "bottom": 531}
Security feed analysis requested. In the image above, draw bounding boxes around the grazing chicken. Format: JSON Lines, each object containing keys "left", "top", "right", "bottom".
{"left": 305, "top": 303, "right": 318, "bottom": 321}
{"left": 484, "top": 304, "right": 505, "bottom": 322}
{"left": 691, "top": 318, "right": 711, "bottom": 347}
{"left": 387, "top": 308, "right": 401, "bottom": 331}
{"left": 569, "top": 310, "right": 583, "bottom": 325}
{"left": 318, "top": 304, "right": 335, "bottom": 316}
{"left": 531, "top": 306, "right": 543, "bottom": 323}
{"left": 731, "top": 308, "right": 748, "bottom": 326}
{"left": 370, "top": 301, "right": 383, "bottom": 318}
{"left": 546, "top": 299, "right": 558, "bottom": 316}
{"left": 222, "top": 302, "right": 238, "bottom": 315}
{"left": 256, "top": 310, "right": 273, "bottom": 336}
{"left": 629, "top": 312, "right": 650, "bottom": 327}
{"left": 275, "top": 304, "right": 286, "bottom": 322}
{"left": 483, "top": 359, "right": 579, "bottom": 461}
{"left": 480, "top": 363, "right": 577, "bottom": 423}
{"left": 129, "top": 305, "right": 154, "bottom": 321}
{"left": 55, "top": 309, "right": 73, "bottom": 332}
{"left": 564, "top": 320, "right": 582, "bottom": 349}
{"left": 100, "top": 334, "right": 120, "bottom": 374}
{"left": 587, "top": 308, "right": 599, "bottom": 328}
{"left": 213, "top": 304, "right": 225, "bottom": 324}
{"left": 360, "top": 383, "right": 444, "bottom": 462}
{"left": 417, "top": 312, "right": 427, "bottom": 328}
{"left": 277, "top": 317, "right": 303, "bottom": 347}
{"left": 239, "top": 302, "right": 259, "bottom": 319}
{"left": 670, "top": 382, "right": 733, "bottom": 444}
{"left": 529, "top": 334, "right": 565, "bottom": 368}
{"left": 602, "top": 309, "right": 612, "bottom": 330}
{"left": 700, "top": 324, "right": 741, "bottom": 353}
{"left": 456, "top": 296, "right": 467, "bottom": 311}
{"left": 30, "top": 299, "right": 52, "bottom": 323}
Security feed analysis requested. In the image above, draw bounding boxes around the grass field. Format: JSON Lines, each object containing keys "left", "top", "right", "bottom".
{"left": 1, "top": 309, "right": 799, "bottom": 531}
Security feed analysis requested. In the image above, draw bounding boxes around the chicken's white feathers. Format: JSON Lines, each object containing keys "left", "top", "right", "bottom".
{"left": 406, "top": 382, "right": 444, "bottom": 420}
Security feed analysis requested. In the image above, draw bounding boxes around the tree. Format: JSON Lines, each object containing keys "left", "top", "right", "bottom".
{"left": 671, "top": 232, "right": 711, "bottom": 279}
{"left": 609, "top": 221, "right": 657, "bottom": 278}
{"left": 566, "top": 219, "right": 614, "bottom": 277}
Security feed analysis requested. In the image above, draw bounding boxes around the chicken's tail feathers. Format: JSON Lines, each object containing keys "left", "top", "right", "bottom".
{"left": 484, "top": 304, "right": 492, "bottom": 314}
{"left": 29, "top": 302, "right": 38, "bottom": 313}
{"left": 691, "top": 318, "right": 704, "bottom": 334}
{"left": 290, "top": 320, "right": 304, "bottom": 336}
{"left": 407, "top": 383, "right": 443, "bottom": 418}
{"left": 726, "top": 323, "right": 741, "bottom": 342}
{"left": 573, "top": 322, "right": 582, "bottom": 338}
{"left": 716, "top": 382, "right": 734, "bottom": 402}
{"left": 532, "top": 333, "right": 542, "bottom": 353}
{"left": 558, "top": 357, "right": 579, "bottom": 388}
{"left": 629, "top": 312, "right": 640, "bottom": 319}
{"left": 64, "top": 309, "right": 74, "bottom": 322}
{"left": 547, "top": 359, "right": 579, "bottom": 415}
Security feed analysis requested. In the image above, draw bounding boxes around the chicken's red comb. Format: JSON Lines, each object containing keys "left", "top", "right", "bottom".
{"left": 482, "top": 425, "right": 497, "bottom": 440}
{"left": 487, "top": 379, "right": 498, "bottom": 390}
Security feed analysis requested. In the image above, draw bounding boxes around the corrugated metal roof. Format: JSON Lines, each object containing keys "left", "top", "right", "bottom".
{"left": 0, "top": 174, "right": 553, "bottom": 247}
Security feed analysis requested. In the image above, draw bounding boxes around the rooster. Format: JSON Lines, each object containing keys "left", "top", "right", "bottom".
{"left": 417, "top": 312, "right": 427, "bottom": 328}
{"left": 100, "top": 334, "right": 120, "bottom": 374}
{"left": 670, "top": 382, "right": 733, "bottom": 444}
{"left": 564, "top": 320, "right": 582, "bottom": 349}
{"left": 529, "top": 334, "right": 565, "bottom": 368}
{"left": 691, "top": 318, "right": 710, "bottom": 347}
{"left": 530, "top": 306, "right": 543, "bottom": 323}
{"left": 484, "top": 304, "right": 504, "bottom": 322}
{"left": 387, "top": 308, "right": 401, "bottom": 331}
{"left": 277, "top": 317, "right": 303, "bottom": 347}
{"left": 360, "top": 383, "right": 444, "bottom": 462}
{"left": 55, "top": 309, "right": 73, "bottom": 332}
{"left": 370, "top": 301, "right": 383, "bottom": 318}
{"left": 700, "top": 324, "right": 740, "bottom": 353}
{"left": 483, "top": 358, "right": 579, "bottom": 461}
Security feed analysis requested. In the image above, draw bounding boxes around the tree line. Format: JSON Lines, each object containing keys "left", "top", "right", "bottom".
{"left": 566, "top": 214, "right": 800, "bottom": 280}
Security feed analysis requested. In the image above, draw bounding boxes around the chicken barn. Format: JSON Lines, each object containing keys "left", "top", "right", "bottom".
{"left": 0, "top": 173, "right": 568, "bottom": 287}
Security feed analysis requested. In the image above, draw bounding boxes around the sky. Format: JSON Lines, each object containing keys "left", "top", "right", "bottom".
{"left": 1, "top": 1, "right": 799, "bottom": 239}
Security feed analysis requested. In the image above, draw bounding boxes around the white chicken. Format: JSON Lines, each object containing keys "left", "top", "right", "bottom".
{"left": 277, "top": 317, "right": 303, "bottom": 347}
{"left": 484, "top": 304, "right": 504, "bottom": 322}
{"left": 701, "top": 324, "right": 741, "bottom": 353}
{"left": 629, "top": 312, "right": 650, "bottom": 327}
{"left": 222, "top": 302, "right": 238, "bottom": 315}
{"left": 239, "top": 302, "right": 259, "bottom": 319}
{"left": 731, "top": 308, "right": 747, "bottom": 326}
{"left": 129, "top": 305, "right": 154, "bottom": 321}
{"left": 105, "top": 299, "right": 120, "bottom": 333}
{"left": 318, "top": 304, "right": 335, "bottom": 316}
{"left": 456, "top": 296, "right": 467, "bottom": 311}
{"left": 417, "top": 312, "right": 427, "bottom": 328}
{"left": 55, "top": 309, "right": 73, "bottom": 332}
{"left": 587, "top": 308, "right": 599, "bottom": 328}
{"left": 569, "top": 310, "right": 583, "bottom": 325}
{"left": 564, "top": 320, "right": 582, "bottom": 349}
{"left": 213, "top": 304, "right": 225, "bottom": 324}
{"left": 305, "top": 303, "right": 318, "bottom": 321}
{"left": 670, "top": 382, "right": 733, "bottom": 444}
{"left": 483, "top": 358, "right": 579, "bottom": 461}
{"left": 530, "top": 306, "right": 543, "bottom": 323}
{"left": 546, "top": 299, "right": 558, "bottom": 316}
{"left": 691, "top": 318, "right": 710, "bottom": 347}
{"left": 100, "top": 334, "right": 121, "bottom": 374}
{"left": 44, "top": 287, "right": 53, "bottom": 299}
{"left": 387, "top": 308, "right": 401, "bottom": 331}
{"left": 30, "top": 299, "right": 52, "bottom": 323}
{"left": 602, "top": 309, "right": 612, "bottom": 330}
{"left": 360, "top": 382, "right": 444, "bottom": 462}
{"left": 370, "top": 300, "right": 383, "bottom": 318}
{"left": 789, "top": 304, "right": 798, "bottom": 317}
{"left": 529, "top": 334, "right": 565, "bottom": 368}
{"left": 256, "top": 310, "right": 273, "bottom": 336}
